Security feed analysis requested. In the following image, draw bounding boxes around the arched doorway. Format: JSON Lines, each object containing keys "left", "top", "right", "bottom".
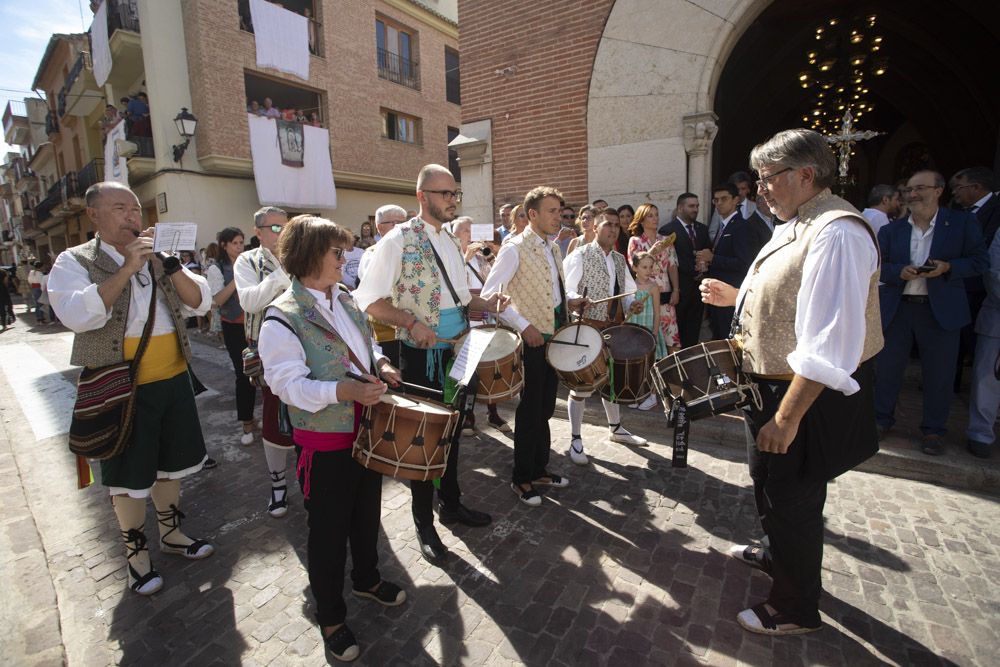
{"left": 713, "top": 1, "right": 1000, "bottom": 205}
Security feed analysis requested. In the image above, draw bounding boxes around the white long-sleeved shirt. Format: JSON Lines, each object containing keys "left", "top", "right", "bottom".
{"left": 259, "top": 286, "right": 386, "bottom": 413}
{"left": 861, "top": 208, "right": 890, "bottom": 237}
{"left": 481, "top": 229, "right": 561, "bottom": 333}
{"left": 233, "top": 247, "right": 291, "bottom": 315}
{"left": 902, "top": 213, "right": 937, "bottom": 297}
{"left": 353, "top": 218, "right": 471, "bottom": 312}
{"left": 48, "top": 241, "right": 210, "bottom": 336}
{"left": 735, "top": 217, "right": 878, "bottom": 395}
{"left": 563, "top": 242, "right": 635, "bottom": 311}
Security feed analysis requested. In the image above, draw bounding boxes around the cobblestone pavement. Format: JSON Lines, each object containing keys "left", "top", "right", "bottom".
{"left": 1, "top": 305, "right": 999, "bottom": 666}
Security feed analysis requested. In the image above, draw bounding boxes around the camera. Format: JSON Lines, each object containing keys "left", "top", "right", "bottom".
{"left": 479, "top": 245, "right": 492, "bottom": 257}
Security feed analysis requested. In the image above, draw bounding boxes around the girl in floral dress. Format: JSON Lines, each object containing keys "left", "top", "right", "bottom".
{"left": 627, "top": 252, "right": 668, "bottom": 359}
{"left": 626, "top": 204, "right": 680, "bottom": 350}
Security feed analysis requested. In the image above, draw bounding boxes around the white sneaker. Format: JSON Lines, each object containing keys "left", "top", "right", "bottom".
{"left": 637, "top": 395, "right": 657, "bottom": 411}
{"left": 240, "top": 430, "right": 254, "bottom": 446}
{"left": 609, "top": 426, "right": 647, "bottom": 447}
{"left": 568, "top": 438, "right": 588, "bottom": 465}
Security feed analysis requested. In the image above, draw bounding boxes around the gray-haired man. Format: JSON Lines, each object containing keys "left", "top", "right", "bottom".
{"left": 234, "top": 206, "right": 294, "bottom": 518}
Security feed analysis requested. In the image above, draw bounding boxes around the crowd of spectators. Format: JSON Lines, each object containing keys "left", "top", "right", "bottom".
{"left": 246, "top": 97, "right": 324, "bottom": 128}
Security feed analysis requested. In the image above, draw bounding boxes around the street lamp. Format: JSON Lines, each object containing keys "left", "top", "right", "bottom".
{"left": 171, "top": 108, "right": 198, "bottom": 163}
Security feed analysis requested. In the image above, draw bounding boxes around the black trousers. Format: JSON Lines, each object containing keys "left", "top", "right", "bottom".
{"left": 707, "top": 304, "right": 736, "bottom": 340}
{"left": 743, "top": 361, "right": 877, "bottom": 628}
{"left": 675, "top": 283, "right": 704, "bottom": 348}
{"left": 397, "top": 343, "right": 463, "bottom": 527}
{"left": 221, "top": 320, "right": 256, "bottom": 422}
{"left": 296, "top": 448, "right": 382, "bottom": 627}
{"left": 512, "top": 343, "right": 558, "bottom": 484}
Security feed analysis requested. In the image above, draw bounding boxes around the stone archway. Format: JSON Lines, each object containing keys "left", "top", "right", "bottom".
{"left": 586, "top": 0, "right": 772, "bottom": 213}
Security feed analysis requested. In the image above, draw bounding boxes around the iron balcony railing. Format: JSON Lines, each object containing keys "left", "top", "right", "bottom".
{"left": 108, "top": 0, "right": 140, "bottom": 33}
{"left": 45, "top": 111, "right": 59, "bottom": 135}
{"left": 76, "top": 159, "right": 103, "bottom": 194}
{"left": 35, "top": 192, "right": 62, "bottom": 224}
{"left": 377, "top": 48, "right": 420, "bottom": 89}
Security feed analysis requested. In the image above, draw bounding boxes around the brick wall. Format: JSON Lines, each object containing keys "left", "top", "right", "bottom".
{"left": 458, "top": 0, "right": 614, "bottom": 208}
{"left": 181, "top": 0, "right": 460, "bottom": 183}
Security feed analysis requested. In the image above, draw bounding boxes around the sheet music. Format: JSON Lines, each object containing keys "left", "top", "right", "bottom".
{"left": 449, "top": 328, "right": 497, "bottom": 386}
{"left": 471, "top": 223, "right": 494, "bottom": 242}
{"left": 153, "top": 222, "right": 199, "bottom": 252}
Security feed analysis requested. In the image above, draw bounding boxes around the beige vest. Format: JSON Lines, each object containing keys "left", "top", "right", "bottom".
{"left": 507, "top": 228, "right": 566, "bottom": 335}
{"left": 739, "top": 189, "right": 883, "bottom": 376}
{"left": 577, "top": 242, "right": 628, "bottom": 321}
{"left": 65, "top": 238, "right": 193, "bottom": 369}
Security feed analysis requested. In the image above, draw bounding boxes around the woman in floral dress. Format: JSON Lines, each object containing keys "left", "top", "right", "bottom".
{"left": 626, "top": 203, "right": 680, "bottom": 351}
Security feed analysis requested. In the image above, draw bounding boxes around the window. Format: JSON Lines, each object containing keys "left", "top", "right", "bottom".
{"left": 376, "top": 17, "right": 420, "bottom": 89}
{"left": 445, "top": 48, "right": 460, "bottom": 105}
{"left": 448, "top": 126, "right": 461, "bottom": 181}
{"left": 382, "top": 109, "right": 421, "bottom": 145}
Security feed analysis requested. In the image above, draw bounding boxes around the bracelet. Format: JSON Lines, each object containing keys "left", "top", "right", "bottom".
{"left": 404, "top": 317, "right": 418, "bottom": 331}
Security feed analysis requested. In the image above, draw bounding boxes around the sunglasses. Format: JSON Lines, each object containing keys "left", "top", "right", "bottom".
{"left": 257, "top": 224, "right": 284, "bottom": 233}
{"left": 330, "top": 247, "right": 345, "bottom": 259}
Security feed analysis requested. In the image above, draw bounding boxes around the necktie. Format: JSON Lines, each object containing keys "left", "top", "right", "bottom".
{"left": 686, "top": 224, "right": 697, "bottom": 249}
{"left": 714, "top": 221, "right": 725, "bottom": 247}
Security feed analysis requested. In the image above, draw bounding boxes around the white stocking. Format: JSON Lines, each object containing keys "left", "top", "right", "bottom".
{"left": 113, "top": 495, "right": 151, "bottom": 573}
{"left": 568, "top": 395, "right": 584, "bottom": 443}
{"left": 151, "top": 478, "right": 194, "bottom": 547}
{"left": 263, "top": 440, "right": 289, "bottom": 487}
{"left": 603, "top": 399, "right": 621, "bottom": 430}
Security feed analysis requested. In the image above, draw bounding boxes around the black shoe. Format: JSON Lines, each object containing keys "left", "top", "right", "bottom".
{"left": 876, "top": 423, "right": 890, "bottom": 441}
{"left": 967, "top": 439, "right": 991, "bottom": 459}
{"left": 323, "top": 624, "right": 360, "bottom": 662}
{"left": 352, "top": 580, "right": 406, "bottom": 606}
{"left": 920, "top": 434, "right": 945, "bottom": 456}
{"left": 202, "top": 457, "right": 218, "bottom": 469}
{"left": 415, "top": 525, "right": 448, "bottom": 565}
{"left": 438, "top": 502, "right": 492, "bottom": 527}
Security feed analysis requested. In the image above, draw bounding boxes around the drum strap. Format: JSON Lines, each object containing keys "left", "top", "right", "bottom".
{"left": 667, "top": 396, "right": 689, "bottom": 468}
{"left": 427, "top": 239, "right": 468, "bottom": 321}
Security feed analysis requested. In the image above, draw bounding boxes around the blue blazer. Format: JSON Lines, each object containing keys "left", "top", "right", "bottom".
{"left": 707, "top": 214, "right": 755, "bottom": 287}
{"left": 877, "top": 207, "right": 988, "bottom": 331}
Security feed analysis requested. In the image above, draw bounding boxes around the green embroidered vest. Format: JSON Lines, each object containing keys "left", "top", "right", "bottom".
{"left": 391, "top": 218, "right": 462, "bottom": 344}
{"left": 270, "top": 278, "right": 374, "bottom": 433}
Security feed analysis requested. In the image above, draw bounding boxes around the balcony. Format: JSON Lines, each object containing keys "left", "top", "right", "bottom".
{"left": 3, "top": 101, "right": 29, "bottom": 145}
{"left": 105, "top": 0, "right": 143, "bottom": 88}
{"left": 239, "top": 0, "right": 323, "bottom": 57}
{"left": 45, "top": 111, "right": 59, "bottom": 136}
{"left": 12, "top": 158, "right": 38, "bottom": 194}
{"left": 61, "top": 52, "right": 100, "bottom": 118}
{"left": 35, "top": 192, "right": 62, "bottom": 226}
{"left": 377, "top": 48, "right": 420, "bottom": 90}
{"left": 76, "top": 159, "right": 103, "bottom": 195}
{"left": 19, "top": 211, "right": 35, "bottom": 234}
{"left": 0, "top": 182, "right": 11, "bottom": 199}
{"left": 59, "top": 172, "right": 83, "bottom": 211}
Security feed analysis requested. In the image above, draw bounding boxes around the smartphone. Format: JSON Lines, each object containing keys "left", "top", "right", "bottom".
{"left": 914, "top": 261, "right": 936, "bottom": 274}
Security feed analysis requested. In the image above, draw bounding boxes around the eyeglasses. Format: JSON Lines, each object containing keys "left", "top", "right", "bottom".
{"left": 422, "top": 189, "right": 463, "bottom": 202}
{"left": 135, "top": 271, "right": 150, "bottom": 288}
{"left": 560, "top": 214, "right": 575, "bottom": 220}
{"left": 755, "top": 167, "right": 793, "bottom": 189}
{"left": 330, "top": 247, "right": 345, "bottom": 259}
{"left": 257, "top": 224, "right": 284, "bottom": 233}
{"left": 899, "top": 184, "right": 940, "bottom": 195}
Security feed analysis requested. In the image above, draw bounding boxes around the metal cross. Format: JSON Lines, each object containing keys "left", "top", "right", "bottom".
{"left": 824, "top": 110, "right": 883, "bottom": 182}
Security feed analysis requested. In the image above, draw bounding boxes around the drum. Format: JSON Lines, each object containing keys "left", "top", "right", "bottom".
{"left": 369, "top": 316, "right": 396, "bottom": 344}
{"left": 545, "top": 322, "right": 609, "bottom": 392}
{"left": 600, "top": 323, "right": 656, "bottom": 404}
{"left": 649, "top": 340, "right": 760, "bottom": 420}
{"left": 353, "top": 393, "right": 458, "bottom": 481}
{"left": 453, "top": 326, "right": 524, "bottom": 403}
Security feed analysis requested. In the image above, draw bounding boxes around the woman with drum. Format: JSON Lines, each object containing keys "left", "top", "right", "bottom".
{"left": 450, "top": 216, "right": 513, "bottom": 434}
{"left": 565, "top": 205, "right": 597, "bottom": 256}
{"left": 258, "top": 215, "right": 407, "bottom": 662}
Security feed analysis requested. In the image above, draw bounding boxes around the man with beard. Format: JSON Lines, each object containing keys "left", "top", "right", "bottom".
{"left": 354, "top": 164, "right": 509, "bottom": 565}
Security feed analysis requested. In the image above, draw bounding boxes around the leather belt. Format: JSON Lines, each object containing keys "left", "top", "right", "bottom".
{"left": 901, "top": 295, "right": 929, "bottom": 304}
{"left": 749, "top": 372, "right": 794, "bottom": 381}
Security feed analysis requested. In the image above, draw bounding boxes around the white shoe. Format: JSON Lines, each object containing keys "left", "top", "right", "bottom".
{"left": 609, "top": 425, "right": 647, "bottom": 447}
{"left": 240, "top": 430, "right": 254, "bottom": 446}
{"left": 568, "top": 438, "right": 588, "bottom": 465}
{"left": 637, "top": 395, "right": 657, "bottom": 411}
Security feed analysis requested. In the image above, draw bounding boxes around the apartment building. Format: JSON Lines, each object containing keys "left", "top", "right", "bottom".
{"left": 28, "top": 0, "right": 462, "bottom": 253}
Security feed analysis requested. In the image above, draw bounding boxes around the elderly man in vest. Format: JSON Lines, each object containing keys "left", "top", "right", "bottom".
{"left": 234, "top": 206, "right": 295, "bottom": 518}
{"left": 482, "top": 186, "right": 588, "bottom": 507}
{"left": 700, "top": 129, "right": 883, "bottom": 635}
{"left": 354, "top": 164, "right": 508, "bottom": 565}
{"left": 562, "top": 209, "right": 647, "bottom": 465}
{"left": 48, "top": 182, "right": 214, "bottom": 596}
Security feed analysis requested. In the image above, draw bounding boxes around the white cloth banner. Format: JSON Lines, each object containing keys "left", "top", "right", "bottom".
{"left": 103, "top": 120, "right": 129, "bottom": 184}
{"left": 91, "top": 1, "right": 112, "bottom": 87}
{"left": 247, "top": 114, "right": 336, "bottom": 209}
{"left": 249, "top": 0, "right": 310, "bottom": 81}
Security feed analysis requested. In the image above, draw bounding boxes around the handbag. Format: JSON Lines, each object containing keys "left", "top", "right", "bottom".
{"left": 243, "top": 344, "right": 266, "bottom": 387}
{"left": 68, "top": 265, "right": 158, "bottom": 460}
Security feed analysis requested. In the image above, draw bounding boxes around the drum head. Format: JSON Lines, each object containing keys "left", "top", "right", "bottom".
{"left": 547, "top": 324, "right": 605, "bottom": 371}
{"left": 603, "top": 324, "right": 656, "bottom": 359}
{"left": 378, "top": 393, "right": 453, "bottom": 416}
{"left": 478, "top": 328, "right": 520, "bottom": 362}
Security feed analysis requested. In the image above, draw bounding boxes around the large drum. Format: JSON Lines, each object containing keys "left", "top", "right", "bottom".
{"left": 353, "top": 393, "right": 458, "bottom": 481}
{"left": 600, "top": 323, "right": 656, "bottom": 404}
{"left": 453, "top": 326, "right": 524, "bottom": 403}
{"left": 649, "top": 340, "right": 760, "bottom": 420}
{"left": 545, "top": 322, "right": 609, "bottom": 392}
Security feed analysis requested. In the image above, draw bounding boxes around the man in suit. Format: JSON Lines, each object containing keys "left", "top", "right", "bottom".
{"left": 950, "top": 168, "right": 998, "bottom": 390}
{"left": 746, "top": 194, "right": 775, "bottom": 246}
{"left": 708, "top": 171, "right": 757, "bottom": 239}
{"left": 660, "top": 192, "right": 710, "bottom": 347}
{"left": 967, "top": 237, "right": 1000, "bottom": 458}
{"left": 861, "top": 184, "right": 901, "bottom": 238}
{"left": 703, "top": 183, "right": 754, "bottom": 339}
{"left": 875, "top": 170, "right": 988, "bottom": 455}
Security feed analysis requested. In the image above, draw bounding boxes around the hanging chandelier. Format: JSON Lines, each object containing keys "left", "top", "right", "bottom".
{"left": 798, "top": 14, "right": 888, "bottom": 135}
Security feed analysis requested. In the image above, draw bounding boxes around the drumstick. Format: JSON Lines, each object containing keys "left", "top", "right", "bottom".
{"left": 574, "top": 287, "right": 588, "bottom": 344}
{"left": 587, "top": 291, "right": 637, "bottom": 306}
{"left": 346, "top": 371, "right": 444, "bottom": 398}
